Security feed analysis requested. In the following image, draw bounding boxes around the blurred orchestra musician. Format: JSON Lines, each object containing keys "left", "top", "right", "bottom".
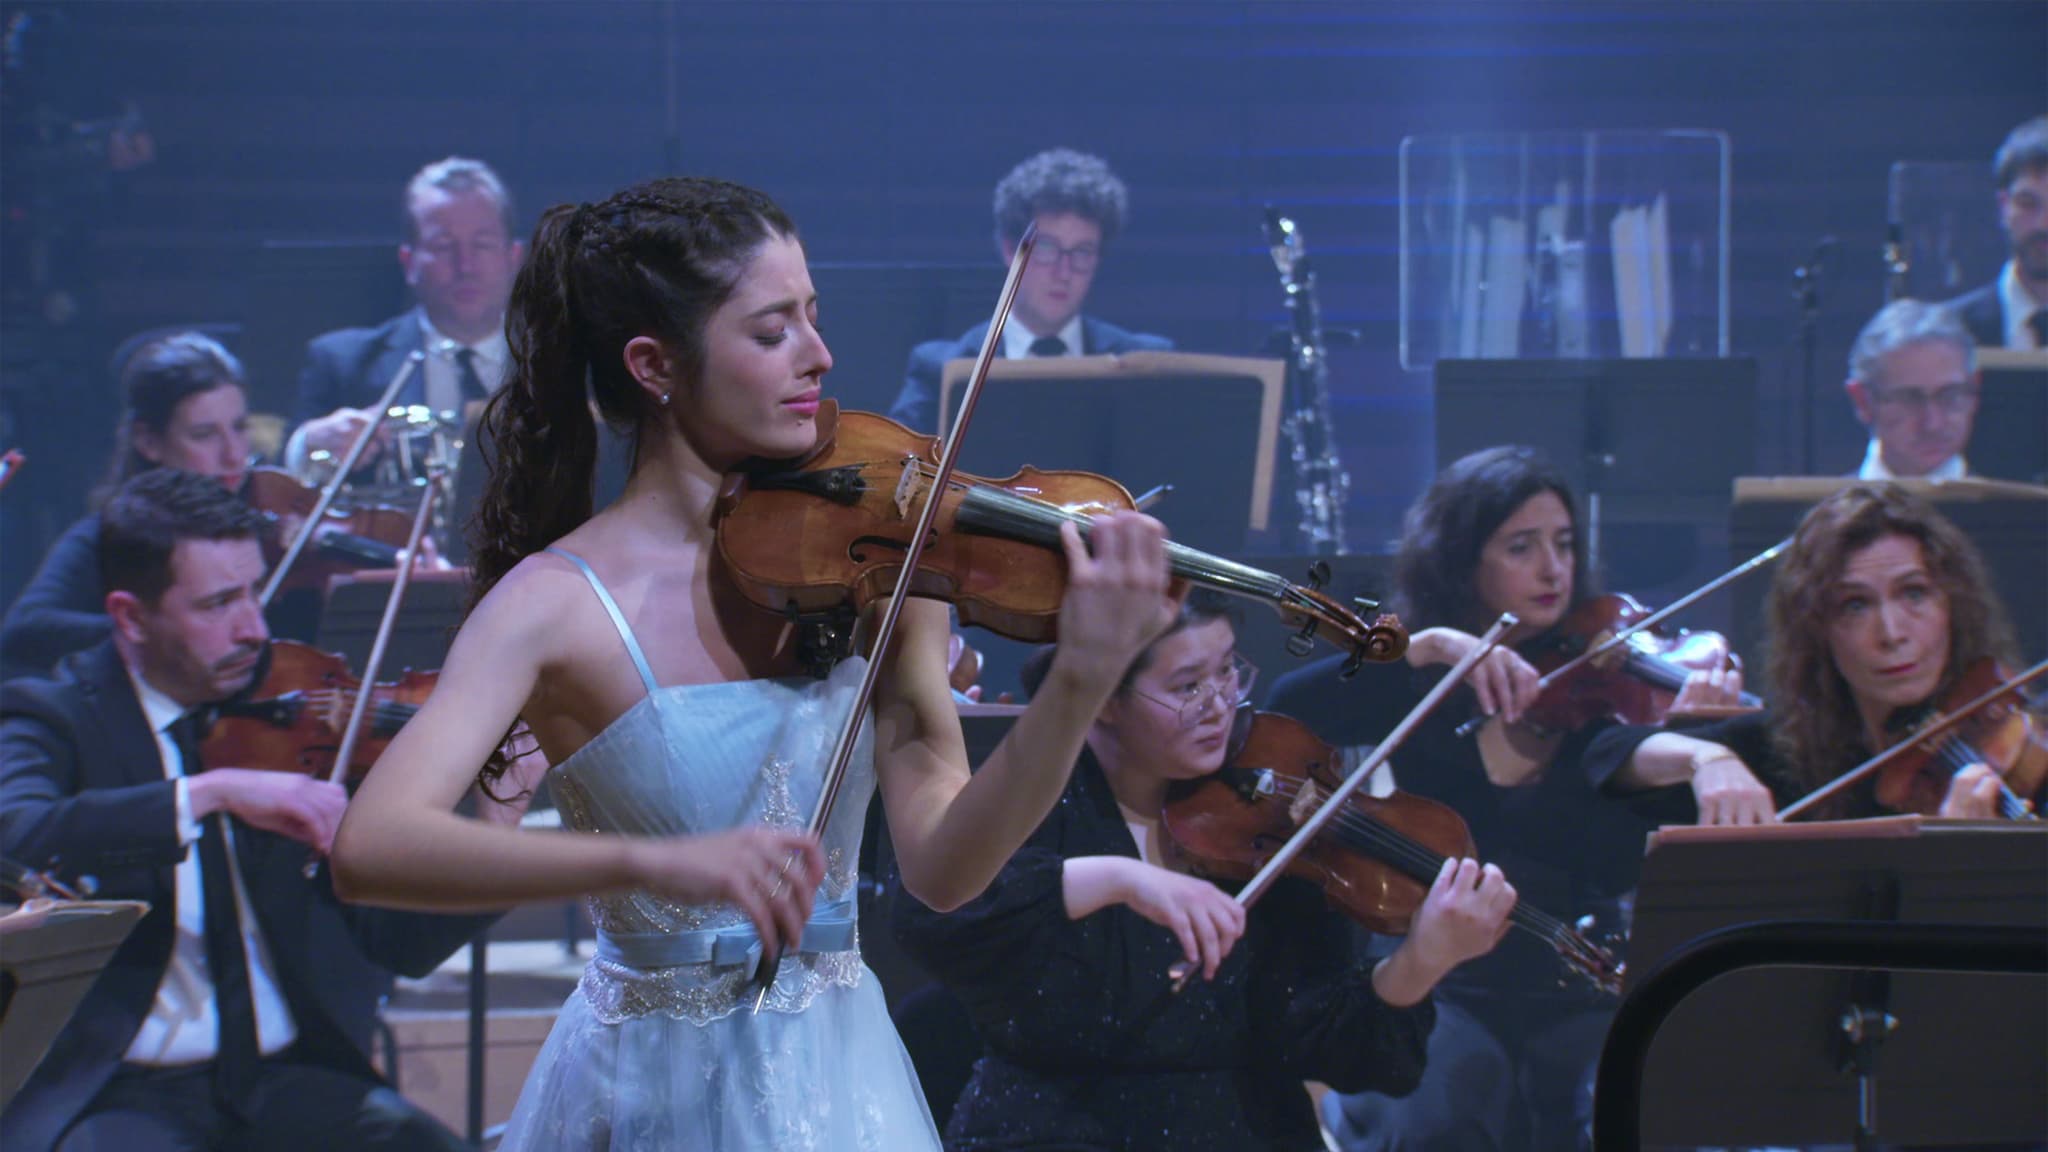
{"left": 1586, "top": 481, "right": 2035, "bottom": 824}
{"left": 1268, "top": 447, "right": 1737, "bottom": 1152}
{"left": 283, "top": 156, "right": 523, "bottom": 480}
{"left": 1948, "top": 114, "right": 2048, "bottom": 350}
{"left": 0, "top": 332, "right": 423, "bottom": 682}
{"left": 887, "top": 147, "right": 1172, "bottom": 434}
{"left": 0, "top": 469, "right": 507, "bottom": 1152}
{"left": 1843, "top": 299, "right": 1982, "bottom": 481}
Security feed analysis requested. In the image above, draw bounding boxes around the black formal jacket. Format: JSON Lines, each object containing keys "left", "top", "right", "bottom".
{"left": 886, "top": 317, "right": 1174, "bottom": 434}
{"left": 0, "top": 642, "right": 495, "bottom": 1152}
{"left": 888, "top": 749, "right": 1432, "bottom": 1152}
{"left": 294, "top": 309, "right": 432, "bottom": 426}
{"left": 1946, "top": 282, "right": 2005, "bottom": 349}
{"left": 0, "top": 515, "right": 104, "bottom": 683}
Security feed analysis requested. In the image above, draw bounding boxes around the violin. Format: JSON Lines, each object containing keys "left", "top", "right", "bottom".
{"left": 713, "top": 403, "right": 1408, "bottom": 671}
{"left": 1517, "top": 592, "right": 1761, "bottom": 731}
{"left": 202, "top": 639, "right": 434, "bottom": 782}
{"left": 1874, "top": 657, "right": 2046, "bottom": 819}
{"left": 242, "top": 466, "right": 411, "bottom": 593}
{"left": 1159, "top": 708, "right": 1623, "bottom": 996}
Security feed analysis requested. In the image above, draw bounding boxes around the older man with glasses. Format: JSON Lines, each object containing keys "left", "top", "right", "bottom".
{"left": 1844, "top": 298, "right": 1982, "bottom": 480}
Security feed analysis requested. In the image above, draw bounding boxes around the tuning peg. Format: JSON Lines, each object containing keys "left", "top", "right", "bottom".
{"left": 1304, "top": 560, "right": 1331, "bottom": 591}
{"left": 1286, "top": 619, "right": 1316, "bottom": 658}
{"left": 1352, "top": 596, "right": 1379, "bottom": 614}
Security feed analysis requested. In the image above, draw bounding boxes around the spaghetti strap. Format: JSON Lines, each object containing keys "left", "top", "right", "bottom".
{"left": 545, "top": 547, "right": 659, "bottom": 695}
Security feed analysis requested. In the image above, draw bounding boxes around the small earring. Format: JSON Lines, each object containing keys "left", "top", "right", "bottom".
{"left": 660, "top": 391, "right": 673, "bottom": 407}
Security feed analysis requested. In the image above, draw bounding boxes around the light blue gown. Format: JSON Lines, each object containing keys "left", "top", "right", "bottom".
{"left": 496, "top": 549, "right": 940, "bottom": 1151}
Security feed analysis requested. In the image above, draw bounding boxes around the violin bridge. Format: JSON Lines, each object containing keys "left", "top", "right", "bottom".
{"left": 1288, "top": 776, "right": 1323, "bottom": 826}
{"left": 892, "top": 456, "right": 924, "bottom": 520}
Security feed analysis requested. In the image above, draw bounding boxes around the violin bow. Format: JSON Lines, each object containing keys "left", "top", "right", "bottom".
{"left": 1778, "top": 657, "right": 2048, "bottom": 821}
{"left": 749, "top": 222, "right": 1041, "bottom": 1011}
{"left": 1455, "top": 535, "right": 1791, "bottom": 739}
{"left": 261, "top": 351, "right": 425, "bottom": 608}
{"left": 1171, "top": 613, "right": 1519, "bottom": 990}
{"left": 300, "top": 467, "right": 445, "bottom": 875}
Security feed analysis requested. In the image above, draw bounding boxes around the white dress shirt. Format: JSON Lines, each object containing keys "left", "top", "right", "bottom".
{"left": 999, "top": 315, "right": 1085, "bottom": 361}
{"left": 1856, "top": 439, "right": 1967, "bottom": 482}
{"left": 122, "top": 666, "right": 297, "bottom": 1065}
{"left": 1999, "top": 261, "right": 2045, "bottom": 350}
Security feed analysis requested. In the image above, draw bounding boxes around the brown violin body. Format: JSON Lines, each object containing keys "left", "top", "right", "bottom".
{"left": 204, "top": 639, "right": 433, "bottom": 782}
{"left": 713, "top": 403, "right": 1407, "bottom": 668}
{"left": 243, "top": 467, "right": 409, "bottom": 592}
{"left": 1161, "top": 709, "right": 1623, "bottom": 996}
{"left": 1875, "top": 658, "right": 2046, "bottom": 819}
{"left": 1520, "top": 593, "right": 1758, "bottom": 732}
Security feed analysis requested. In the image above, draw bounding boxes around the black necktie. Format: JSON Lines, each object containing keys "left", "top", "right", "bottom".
{"left": 1028, "top": 335, "right": 1068, "bottom": 358}
{"left": 2028, "top": 310, "right": 2048, "bottom": 348}
{"left": 453, "top": 347, "right": 488, "bottom": 402}
{"left": 172, "top": 712, "right": 261, "bottom": 1115}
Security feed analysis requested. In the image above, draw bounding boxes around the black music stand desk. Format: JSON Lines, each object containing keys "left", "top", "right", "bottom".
{"left": 0, "top": 899, "right": 149, "bottom": 1110}
{"left": 1599, "top": 817, "right": 2047, "bottom": 1149}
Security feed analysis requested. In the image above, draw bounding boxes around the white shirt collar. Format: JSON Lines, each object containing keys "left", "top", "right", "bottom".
{"left": 418, "top": 310, "right": 510, "bottom": 371}
{"left": 2000, "top": 261, "right": 2044, "bottom": 350}
{"left": 999, "top": 315, "right": 1085, "bottom": 361}
{"left": 1857, "top": 437, "right": 1967, "bottom": 482}
{"left": 124, "top": 658, "right": 190, "bottom": 737}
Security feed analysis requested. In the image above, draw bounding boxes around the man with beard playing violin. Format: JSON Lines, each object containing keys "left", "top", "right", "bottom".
{"left": 0, "top": 469, "right": 501, "bottom": 1152}
{"left": 887, "top": 590, "right": 1516, "bottom": 1152}
{"left": 1585, "top": 481, "right": 2029, "bottom": 823}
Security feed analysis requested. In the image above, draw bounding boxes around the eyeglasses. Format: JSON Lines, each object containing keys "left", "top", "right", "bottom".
{"left": 1872, "top": 385, "right": 1979, "bottom": 416}
{"left": 1131, "top": 655, "right": 1258, "bottom": 729}
{"left": 1029, "top": 241, "right": 1100, "bottom": 274}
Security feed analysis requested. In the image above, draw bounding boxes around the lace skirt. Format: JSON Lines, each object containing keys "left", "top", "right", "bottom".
{"left": 496, "top": 958, "right": 940, "bottom": 1152}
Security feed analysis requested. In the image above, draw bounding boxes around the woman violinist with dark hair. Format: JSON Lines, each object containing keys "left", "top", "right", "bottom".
{"left": 327, "top": 175, "right": 1186, "bottom": 1149}
{"left": 888, "top": 590, "right": 1515, "bottom": 1152}
{"left": 1268, "top": 445, "right": 1754, "bottom": 1152}
{"left": 1587, "top": 480, "right": 2034, "bottom": 823}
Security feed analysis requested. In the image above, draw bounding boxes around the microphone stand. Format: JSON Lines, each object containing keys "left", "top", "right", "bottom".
{"left": 1791, "top": 237, "right": 1835, "bottom": 475}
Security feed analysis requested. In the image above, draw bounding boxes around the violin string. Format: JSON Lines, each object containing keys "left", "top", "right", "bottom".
{"left": 1251, "top": 775, "right": 1584, "bottom": 944}
{"left": 1929, "top": 735, "right": 2031, "bottom": 818}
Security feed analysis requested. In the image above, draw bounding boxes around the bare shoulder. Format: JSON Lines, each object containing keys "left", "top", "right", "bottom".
{"left": 458, "top": 551, "right": 601, "bottom": 669}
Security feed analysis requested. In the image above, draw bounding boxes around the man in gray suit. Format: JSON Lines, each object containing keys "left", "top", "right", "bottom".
{"left": 1947, "top": 115, "right": 2048, "bottom": 350}
{"left": 284, "top": 157, "right": 524, "bottom": 476}
{"left": 888, "top": 149, "right": 1172, "bottom": 433}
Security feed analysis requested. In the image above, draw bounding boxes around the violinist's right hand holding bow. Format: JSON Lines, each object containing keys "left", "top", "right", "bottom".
{"left": 1615, "top": 733, "right": 1777, "bottom": 826}
{"left": 1406, "top": 627, "right": 1541, "bottom": 726}
{"left": 1373, "top": 857, "right": 1517, "bottom": 1007}
{"left": 187, "top": 769, "right": 348, "bottom": 854}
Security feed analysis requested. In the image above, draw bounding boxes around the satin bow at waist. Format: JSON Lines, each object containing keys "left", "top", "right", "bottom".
{"left": 595, "top": 895, "right": 858, "bottom": 977}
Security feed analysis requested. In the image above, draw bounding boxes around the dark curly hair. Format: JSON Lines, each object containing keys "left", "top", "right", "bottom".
{"left": 99, "top": 467, "right": 266, "bottom": 606}
{"left": 1392, "top": 445, "right": 1592, "bottom": 634}
{"left": 1765, "top": 482, "right": 2018, "bottom": 813}
{"left": 467, "top": 176, "right": 798, "bottom": 607}
{"left": 993, "top": 148, "right": 1129, "bottom": 248}
{"left": 464, "top": 177, "right": 796, "bottom": 794}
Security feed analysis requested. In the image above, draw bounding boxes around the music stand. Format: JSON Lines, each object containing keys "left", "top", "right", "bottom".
{"left": 937, "top": 351, "right": 1283, "bottom": 556}
{"left": 0, "top": 899, "right": 149, "bottom": 1111}
{"left": 316, "top": 568, "right": 470, "bottom": 674}
{"left": 1600, "top": 818, "right": 2047, "bottom": 1149}
{"left": 1972, "top": 349, "right": 2048, "bottom": 486}
{"left": 1434, "top": 358, "right": 1758, "bottom": 593}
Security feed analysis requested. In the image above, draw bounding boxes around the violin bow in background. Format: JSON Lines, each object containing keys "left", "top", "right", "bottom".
{"left": 1455, "top": 535, "right": 1791, "bottom": 740}
{"left": 1172, "top": 614, "right": 1519, "bottom": 991}
{"left": 261, "top": 352, "right": 423, "bottom": 608}
{"left": 750, "top": 222, "right": 1042, "bottom": 1011}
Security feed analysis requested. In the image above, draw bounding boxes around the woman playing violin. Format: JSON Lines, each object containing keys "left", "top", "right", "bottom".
{"left": 0, "top": 332, "right": 434, "bottom": 681}
{"left": 327, "top": 176, "right": 1183, "bottom": 1150}
{"left": 1587, "top": 481, "right": 2033, "bottom": 823}
{"left": 888, "top": 591, "right": 1514, "bottom": 1152}
{"left": 2, "top": 333, "right": 256, "bottom": 679}
{"left": 1267, "top": 445, "right": 1717, "bottom": 1152}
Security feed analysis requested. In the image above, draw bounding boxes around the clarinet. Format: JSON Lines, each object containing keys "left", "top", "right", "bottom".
{"left": 1263, "top": 207, "right": 1352, "bottom": 554}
